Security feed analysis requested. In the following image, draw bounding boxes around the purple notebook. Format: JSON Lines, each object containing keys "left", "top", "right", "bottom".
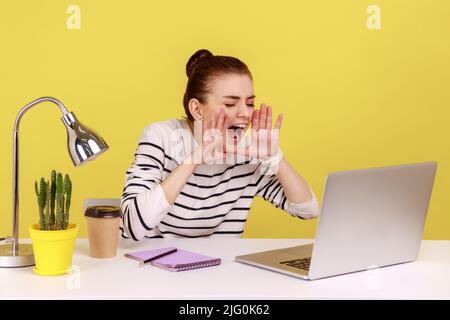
{"left": 125, "top": 247, "right": 221, "bottom": 272}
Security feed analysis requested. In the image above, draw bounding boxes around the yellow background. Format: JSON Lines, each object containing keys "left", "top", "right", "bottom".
{"left": 0, "top": 0, "right": 449, "bottom": 239}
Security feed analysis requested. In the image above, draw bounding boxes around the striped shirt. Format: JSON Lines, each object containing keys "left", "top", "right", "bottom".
{"left": 120, "top": 118, "right": 319, "bottom": 240}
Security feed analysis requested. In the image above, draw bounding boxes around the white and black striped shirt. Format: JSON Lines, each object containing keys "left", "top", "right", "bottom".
{"left": 120, "top": 118, "right": 319, "bottom": 240}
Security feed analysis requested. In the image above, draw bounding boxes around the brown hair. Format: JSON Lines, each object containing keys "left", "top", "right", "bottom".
{"left": 182, "top": 49, "right": 253, "bottom": 121}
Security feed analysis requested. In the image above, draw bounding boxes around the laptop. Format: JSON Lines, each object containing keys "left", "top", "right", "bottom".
{"left": 235, "top": 161, "right": 437, "bottom": 280}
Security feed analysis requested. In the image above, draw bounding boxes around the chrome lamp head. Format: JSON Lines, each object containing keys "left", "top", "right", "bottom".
{"left": 62, "top": 112, "right": 109, "bottom": 166}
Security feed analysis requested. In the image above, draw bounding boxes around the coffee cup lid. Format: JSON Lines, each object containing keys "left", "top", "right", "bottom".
{"left": 85, "top": 205, "right": 121, "bottom": 219}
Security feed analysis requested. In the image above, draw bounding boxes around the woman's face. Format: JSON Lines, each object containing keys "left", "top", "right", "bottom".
{"left": 198, "top": 73, "right": 255, "bottom": 140}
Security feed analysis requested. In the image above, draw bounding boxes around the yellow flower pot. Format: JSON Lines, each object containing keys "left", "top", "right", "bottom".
{"left": 29, "top": 223, "right": 78, "bottom": 276}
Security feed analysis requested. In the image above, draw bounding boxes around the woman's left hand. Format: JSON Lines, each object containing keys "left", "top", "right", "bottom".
{"left": 234, "top": 103, "right": 283, "bottom": 161}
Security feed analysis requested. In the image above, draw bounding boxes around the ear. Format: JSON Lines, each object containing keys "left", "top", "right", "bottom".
{"left": 188, "top": 98, "right": 203, "bottom": 121}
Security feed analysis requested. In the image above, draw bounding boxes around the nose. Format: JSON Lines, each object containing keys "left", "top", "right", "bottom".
{"left": 236, "top": 103, "right": 252, "bottom": 120}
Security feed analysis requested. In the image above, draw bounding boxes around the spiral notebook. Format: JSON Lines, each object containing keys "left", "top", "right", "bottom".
{"left": 125, "top": 247, "right": 221, "bottom": 272}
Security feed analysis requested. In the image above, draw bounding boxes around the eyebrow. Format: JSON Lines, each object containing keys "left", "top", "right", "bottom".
{"left": 222, "top": 95, "right": 256, "bottom": 100}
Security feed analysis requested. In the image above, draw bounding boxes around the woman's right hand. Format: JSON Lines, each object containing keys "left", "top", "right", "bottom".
{"left": 201, "top": 107, "right": 228, "bottom": 164}
{"left": 185, "top": 108, "right": 228, "bottom": 165}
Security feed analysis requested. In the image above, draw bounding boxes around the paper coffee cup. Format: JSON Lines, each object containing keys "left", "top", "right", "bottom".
{"left": 85, "top": 205, "right": 121, "bottom": 258}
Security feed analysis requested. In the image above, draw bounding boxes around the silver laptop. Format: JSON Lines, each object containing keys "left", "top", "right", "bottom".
{"left": 235, "top": 161, "right": 437, "bottom": 280}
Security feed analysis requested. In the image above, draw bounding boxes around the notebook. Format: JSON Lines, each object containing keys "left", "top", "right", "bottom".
{"left": 125, "top": 247, "right": 221, "bottom": 272}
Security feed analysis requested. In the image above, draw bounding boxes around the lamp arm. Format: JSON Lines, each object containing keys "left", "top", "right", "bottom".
{"left": 11, "top": 97, "right": 70, "bottom": 254}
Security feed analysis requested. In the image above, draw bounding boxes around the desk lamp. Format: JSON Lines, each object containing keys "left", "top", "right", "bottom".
{"left": 0, "top": 97, "right": 109, "bottom": 267}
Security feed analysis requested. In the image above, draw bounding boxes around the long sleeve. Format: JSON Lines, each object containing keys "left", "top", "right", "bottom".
{"left": 120, "top": 124, "right": 172, "bottom": 241}
{"left": 255, "top": 166, "right": 320, "bottom": 220}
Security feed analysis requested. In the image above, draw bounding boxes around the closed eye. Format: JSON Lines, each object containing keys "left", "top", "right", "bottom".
{"left": 225, "top": 104, "right": 255, "bottom": 107}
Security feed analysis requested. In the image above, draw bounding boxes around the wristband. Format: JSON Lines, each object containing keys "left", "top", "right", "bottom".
{"left": 260, "top": 148, "right": 283, "bottom": 169}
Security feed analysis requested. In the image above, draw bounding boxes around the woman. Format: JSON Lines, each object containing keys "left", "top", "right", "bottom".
{"left": 120, "top": 49, "right": 319, "bottom": 240}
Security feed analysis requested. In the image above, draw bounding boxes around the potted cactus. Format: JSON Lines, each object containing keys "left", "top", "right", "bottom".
{"left": 29, "top": 170, "right": 78, "bottom": 276}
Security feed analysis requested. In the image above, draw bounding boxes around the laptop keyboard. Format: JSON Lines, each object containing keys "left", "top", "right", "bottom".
{"left": 279, "top": 257, "right": 311, "bottom": 271}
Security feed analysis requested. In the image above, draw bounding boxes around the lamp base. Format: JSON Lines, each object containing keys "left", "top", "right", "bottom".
{"left": 0, "top": 243, "right": 35, "bottom": 268}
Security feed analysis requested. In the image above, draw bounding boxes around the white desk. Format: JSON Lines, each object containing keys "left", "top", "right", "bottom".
{"left": 1, "top": 239, "right": 449, "bottom": 299}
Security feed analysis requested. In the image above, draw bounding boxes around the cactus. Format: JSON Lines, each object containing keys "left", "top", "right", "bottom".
{"left": 34, "top": 170, "right": 73, "bottom": 231}
{"left": 44, "top": 180, "right": 51, "bottom": 229}
{"left": 56, "top": 173, "right": 63, "bottom": 230}
{"left": 35, "top": 178, "right": 47, "bottom": 230}
{"left": 50, "top": 170, "right": 56, "bottom": 226}
{"left": 64, "top": 174, "right": 72, "bottom": 230}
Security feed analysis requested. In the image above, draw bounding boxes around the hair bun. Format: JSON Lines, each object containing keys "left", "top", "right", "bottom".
{"left": 186, "top": 49, "right": 213, "bottom": 78}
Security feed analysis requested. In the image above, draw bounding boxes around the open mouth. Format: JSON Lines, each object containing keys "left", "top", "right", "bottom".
{"left": 227, "top": 124, "right": 247, "bottom": 142}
